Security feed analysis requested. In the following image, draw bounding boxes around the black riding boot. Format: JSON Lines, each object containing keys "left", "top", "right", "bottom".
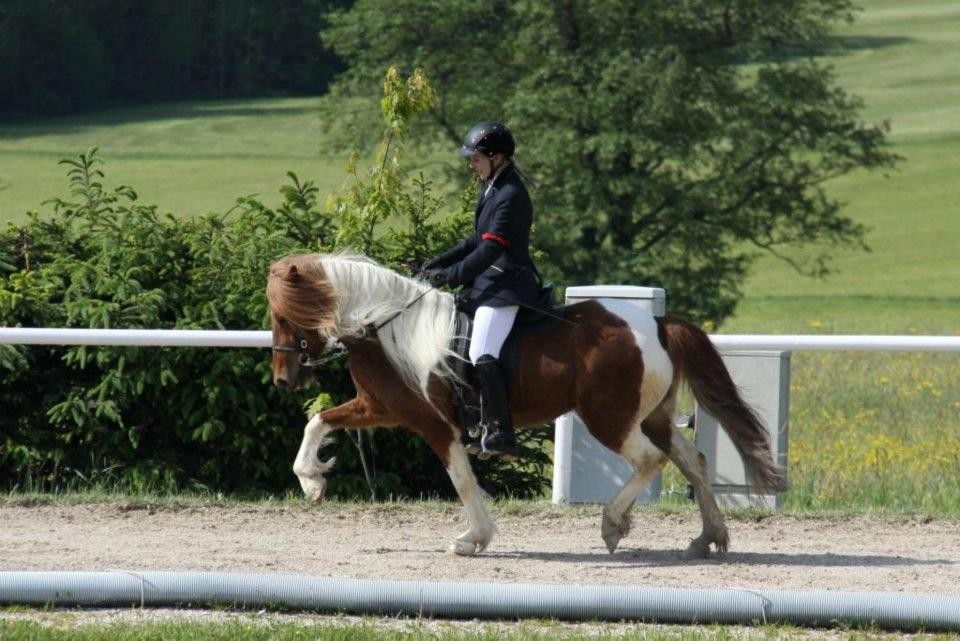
{"left": 471, "top": 354, "right": 520, "bottom": 461}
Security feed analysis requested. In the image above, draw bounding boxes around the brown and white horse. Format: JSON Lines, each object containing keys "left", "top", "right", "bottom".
{"left": 267, "top": 252, "right": 785, "bottom": 559}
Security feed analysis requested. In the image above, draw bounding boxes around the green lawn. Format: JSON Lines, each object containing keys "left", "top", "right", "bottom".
{"left": 0, "top": 97, "right": 350, "bottom": 221}
{"left": 730, "top": 0, "right": 960, "bottom": 331}
{"left": 2, "top": 2, "right": 958, "bottom": 329}
{"left": 1, "top": 618, "right": 941, "bottom": 641}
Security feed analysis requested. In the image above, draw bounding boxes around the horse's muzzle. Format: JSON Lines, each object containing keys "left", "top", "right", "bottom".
{"left": 274, "top": 369, "right": 313, "bottom": 391}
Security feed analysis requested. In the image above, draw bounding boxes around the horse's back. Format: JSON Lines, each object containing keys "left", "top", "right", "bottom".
{"left": 511, "top": 300, "right": 673, "bottom": 434}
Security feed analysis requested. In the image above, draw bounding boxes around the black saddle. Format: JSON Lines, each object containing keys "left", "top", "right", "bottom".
{"left": 447, "top": 296, "right": 563, "bottom": 433}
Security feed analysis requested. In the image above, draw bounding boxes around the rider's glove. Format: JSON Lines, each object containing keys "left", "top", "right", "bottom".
{"left": 422, "top": 268, "right": 447, "bottom": 288}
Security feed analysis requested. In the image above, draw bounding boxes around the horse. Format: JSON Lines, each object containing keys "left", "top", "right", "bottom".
{"left": 266, "top": 252, "right": 786, "bottom": 559}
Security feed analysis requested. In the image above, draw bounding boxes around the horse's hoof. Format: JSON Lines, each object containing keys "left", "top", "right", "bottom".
{"left": 683, "top": 538, "right": 711, "bottom": 560}
{"left": 601, "top": 509, "right": 631, "bottom": 553}
{"left": 299, "top": 477, "right": 326, "bottom": 503}
{"left": 449, "top": 538, "right": 480, "bottom": 556}
{"left": 714, "top": 532, "right": 730, "bottom": 555}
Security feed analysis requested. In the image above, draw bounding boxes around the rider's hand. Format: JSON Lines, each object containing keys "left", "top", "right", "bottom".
{"left": 422, "top": 268, "right": 447, "bottom": 288}
{"left": 420, "top": 256, "right": 441, "bottom": 273}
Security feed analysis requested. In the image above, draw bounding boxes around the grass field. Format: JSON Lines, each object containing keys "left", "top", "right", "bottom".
{"left": 1, "top": 0, "right": 958, "bottom": 307}
{"left": 2, "top": 617, "right": 951, "bottom": 641}
{"left": 7, "top": 616, "right": 954, "bottom": 641}
{"left": 2, "top": 4, "right": 957, "bottom": 329}
{"left": 730, "top": 0, "right": 960, "bottom": 331}
{"left": 0, "top": 97, "right": 351, "bottom": 221}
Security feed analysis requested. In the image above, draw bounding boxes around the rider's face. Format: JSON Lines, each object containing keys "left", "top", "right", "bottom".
{"left": 469, "top": 153, "right": 492, "bottom": 179}
{"left": 469, "top": 153, "right": 504, "bottom": 180}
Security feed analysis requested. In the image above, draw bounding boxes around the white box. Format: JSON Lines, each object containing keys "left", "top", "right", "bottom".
{"left": 694, "top": 350, "right": 790, "bottom": 508}
{"left": 551, "top": 285, "right": 665, "bottom": 504}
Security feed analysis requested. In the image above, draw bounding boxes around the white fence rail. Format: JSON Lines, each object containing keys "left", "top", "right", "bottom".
{"left": 710, "top": 334, "right": 960, "bottom": 352}
{"left": 1, "top": 327, "right": 959, "bottom": 352}
{"left": 0, "top": 328, "right": 271, "bottom": 348}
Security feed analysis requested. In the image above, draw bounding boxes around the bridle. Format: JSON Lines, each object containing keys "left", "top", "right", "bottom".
{"left": 271, "top": 333, "right": 344, "bottom": 368}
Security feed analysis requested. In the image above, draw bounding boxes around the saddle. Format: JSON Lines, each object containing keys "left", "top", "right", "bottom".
{"left": 447, "top": 292, "right": 562, "bottom": 433}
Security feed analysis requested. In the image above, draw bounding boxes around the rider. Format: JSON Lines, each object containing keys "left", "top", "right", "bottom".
{"left": 421, "top": 121, "right": 544, "bottom": 461}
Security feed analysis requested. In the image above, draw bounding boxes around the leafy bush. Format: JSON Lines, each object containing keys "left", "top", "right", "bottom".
{"left": 0, "top": 69, "right": 553, "bottom": 500}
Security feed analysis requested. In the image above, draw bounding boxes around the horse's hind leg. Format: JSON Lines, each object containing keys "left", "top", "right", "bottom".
{"left": 600, "top": 448, "right": 665, "bottom": 553}
{"left": 576, "top": 392, "right": 667, "bottom": 554}
{"left": 648, "top": 402, "right": 730, "bottom": 558}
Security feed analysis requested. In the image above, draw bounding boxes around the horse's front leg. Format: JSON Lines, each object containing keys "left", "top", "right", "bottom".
{"left": 295, "top": 396, "right": 392, "bottom": 502}
{"left": 441, "top": 438, "right": 496, "bottom": 556}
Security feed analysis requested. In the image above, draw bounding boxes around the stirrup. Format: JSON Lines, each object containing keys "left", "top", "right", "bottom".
{"left": 464, "top": 423, "right": 487, "bottom": 458}
{"left": 465, "top": 424, "right": 518, "bottom": 461}
{"left": 481, "top": 441, "right": 519, "bottom": 462}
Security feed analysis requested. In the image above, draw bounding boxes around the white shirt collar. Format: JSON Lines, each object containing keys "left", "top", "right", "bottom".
{"left": 483, "top": 162, "right": 510, "bottom": 198}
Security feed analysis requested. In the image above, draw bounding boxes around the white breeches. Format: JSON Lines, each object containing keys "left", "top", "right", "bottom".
{"left": 469, "top": 305, "right": 518, "bottom": 364}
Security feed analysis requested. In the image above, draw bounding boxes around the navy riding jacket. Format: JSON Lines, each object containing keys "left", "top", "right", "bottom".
{"left": 436, "top": 165, "right": 542, "bottom": 312}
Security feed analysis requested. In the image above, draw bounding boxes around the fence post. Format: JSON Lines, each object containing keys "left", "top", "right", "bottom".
{"left": 552, "top": 285, "right": 665, "bottom": 505}
{"left": 694, "top": 350, "right": 791, "bottom": 508}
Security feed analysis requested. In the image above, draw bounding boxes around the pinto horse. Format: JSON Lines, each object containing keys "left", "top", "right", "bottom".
{"left": 267, "top": 252, "right": 785, "bottom": 558}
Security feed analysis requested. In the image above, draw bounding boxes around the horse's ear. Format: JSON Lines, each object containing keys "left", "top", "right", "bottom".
{"left": 286, "top": 264, "right": 300, "bottom": 283}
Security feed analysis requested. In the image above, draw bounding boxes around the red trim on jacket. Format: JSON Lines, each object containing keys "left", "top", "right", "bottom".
{"left": 481, "top": 232, "right": 509, "bottom": 247}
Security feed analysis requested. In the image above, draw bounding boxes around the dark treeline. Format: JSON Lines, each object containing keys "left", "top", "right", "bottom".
{"left": 0, "top": 0, "right": 349, "bottom": 115}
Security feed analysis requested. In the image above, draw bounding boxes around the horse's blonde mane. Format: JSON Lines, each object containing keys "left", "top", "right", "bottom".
{"left": 289, "top": 252, "right": 459, "bottom": 397}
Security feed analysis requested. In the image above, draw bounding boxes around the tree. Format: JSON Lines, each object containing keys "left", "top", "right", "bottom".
{"left": 0, "top": 71, "right": 553, "bottom": 500}
{"left": 0, "top": 0, "right": 348, "bottom": 115}
{"left": 319, "top": 0, "right": 899, "bottom": 323}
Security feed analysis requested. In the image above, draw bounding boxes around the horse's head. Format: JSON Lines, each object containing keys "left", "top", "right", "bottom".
{"left": 269, "top": 311, "right": 324, "bottom": 389}
{"left": 266, "top": 255, "right": 339, "bottom": 390}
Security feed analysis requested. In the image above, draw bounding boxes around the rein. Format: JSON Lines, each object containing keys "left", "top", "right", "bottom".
{"left": 272, "top": 286, "right": 430, "bottom": 367}
{"left": 459, "top": 285, "right": 578, "bottom": 326}
{"left": 371, "top": 286, "right": 431, "bottom": 332}
{"left": 273, "top": 272, "right": 576, "bottom": 367}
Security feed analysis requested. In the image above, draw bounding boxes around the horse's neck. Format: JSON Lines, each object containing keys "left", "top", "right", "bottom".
{"left": 339, "top": 336, "right": 405, "bottom": 392}
{"left": 326, "top": 258, "right": 417, "bottom": 329}
{"left": 323, "top": 255, "right": 457, "bottom": 395}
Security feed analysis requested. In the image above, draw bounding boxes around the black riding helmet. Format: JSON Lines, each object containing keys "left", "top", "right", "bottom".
{"left": 458, "top": 121, "right": 515, "bottom": 158}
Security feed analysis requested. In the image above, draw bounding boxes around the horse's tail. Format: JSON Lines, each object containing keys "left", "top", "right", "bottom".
{"left": 658, "top": 314, "right": 787, "bottom": 494}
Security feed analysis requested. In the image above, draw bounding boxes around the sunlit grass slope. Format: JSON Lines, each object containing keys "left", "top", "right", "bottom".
{"left": 731, "top": 0, "right": 960, "bottom": 331}
{"left": 0, "top": 97, "right": 349, "bottom": 221}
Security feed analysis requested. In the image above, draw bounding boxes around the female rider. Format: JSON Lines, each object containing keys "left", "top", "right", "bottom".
{"left": 421, "top": 122, "right": 544, "bottom": 461}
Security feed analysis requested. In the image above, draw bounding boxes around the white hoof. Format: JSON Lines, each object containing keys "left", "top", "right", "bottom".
{"left": 298, "top": 476, "right": 327, "bottom": 502}
{"left": 448, "top": 528, "right": 492, "bottom": 556}
{"left": 294, "top": 457, "right": 335, "bottom": 502}
{"left": 449, "top": 537, "right": 481, "bottom": 556}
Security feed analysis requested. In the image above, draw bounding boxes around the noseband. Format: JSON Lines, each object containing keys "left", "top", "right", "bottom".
{"left": 272, "top": 336, "right": 343, "bottom": 368}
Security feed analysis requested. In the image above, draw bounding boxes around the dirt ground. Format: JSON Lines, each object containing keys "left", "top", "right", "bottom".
{"left": 2, "top": 501, "right": 958, "bottom": 598}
